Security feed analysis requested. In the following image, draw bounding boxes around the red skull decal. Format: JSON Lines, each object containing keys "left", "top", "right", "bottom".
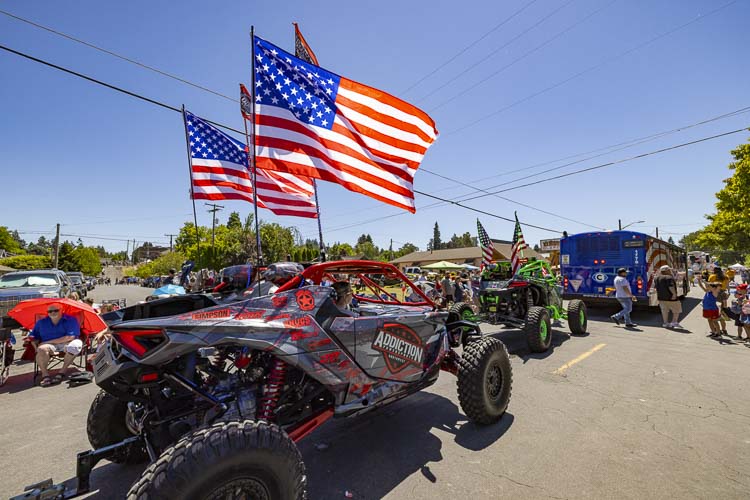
{"left": 295, "top": 289, "right": 315, "bottom": 311}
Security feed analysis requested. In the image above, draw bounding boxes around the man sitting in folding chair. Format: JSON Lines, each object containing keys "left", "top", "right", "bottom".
{"left": 29, "top": 304, "right": 82, "bottom": 387}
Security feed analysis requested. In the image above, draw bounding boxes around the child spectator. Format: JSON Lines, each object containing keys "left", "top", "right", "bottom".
{"left": 697, "top": 277, "right": 722, "bottom": 338}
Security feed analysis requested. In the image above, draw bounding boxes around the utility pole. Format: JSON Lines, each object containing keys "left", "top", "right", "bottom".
{"left": 165, "top": 234, "right": 177, "bottom": 252}
{"left": 656, "top": 227, "right": 659, "bottom": 239}
{"left": 205, "top": 203, "right": 224, "bottom": 269}
{"left": 389, "top": 238, "right": 393, "bottom": 262}
{"left": 125, "top": 239, "right": 130, "bottom": 264}
{"left": 53, "top": 223, "right": 60, "bottom": 269}
{"left": 618, "top": 219, "right": 622, "bottom": 230}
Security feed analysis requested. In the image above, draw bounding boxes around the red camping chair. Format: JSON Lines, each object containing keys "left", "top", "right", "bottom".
{"left": 27, "top": 311, "right": 93, "bottom": 385}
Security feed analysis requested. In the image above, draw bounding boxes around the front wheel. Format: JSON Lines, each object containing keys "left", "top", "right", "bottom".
{"left": 127, "top": 420, "right": 306, "bottom": 500}
{"left": 525, "top": 306, "right": 552, "bottom": 353}
{"left": 457, "top": 337, "right": 513, "bottom": 425}
{"left": 567, "top": 299, "right": 588, "bottom": 335}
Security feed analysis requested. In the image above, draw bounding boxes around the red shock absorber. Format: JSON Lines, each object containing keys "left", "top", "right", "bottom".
{"left": 258, "top": 358, "right": 288, "bottom": 421}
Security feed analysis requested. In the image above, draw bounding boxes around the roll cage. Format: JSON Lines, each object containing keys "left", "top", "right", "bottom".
{"left": 275, "top": 260, "right": 436, "bottom": 308}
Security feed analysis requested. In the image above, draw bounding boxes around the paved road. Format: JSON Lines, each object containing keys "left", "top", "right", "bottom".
{"left": 1, "top": 286, "right": 748, "bottom": 499}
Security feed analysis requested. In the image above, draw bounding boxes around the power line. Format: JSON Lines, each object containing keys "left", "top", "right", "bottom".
{"left": 428, "top": 0, "right": 615, "bottom": 110}
{"left": 444, "top": 0, "right": 740, "bottom": 136}
{"left": 302, "top": 125, "right": 749, "bottom": 238}
{"left": 415, "top": 0, "right": 577, "bottom": 103}
{"left": 400, "top": 0, "right": 541, "bottom": 95}
{"left": 458, "top": 126, "right": 749, "bottom": 201}
{"left": 0, "top": 44, "right": 245, "bottom": 136}
{"left": 0, "top": 9, "right": 237, "bottom": 103}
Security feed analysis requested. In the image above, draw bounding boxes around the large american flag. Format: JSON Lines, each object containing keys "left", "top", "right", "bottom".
{"left": 510, "top": 212, "right": 529, "bottom": 275}
{"left": 251, "top": 36, "right": 438, "bottom": 213}
{"left": 184, "top": 110, "right": 318, "bottom": 218}
{"left": 477, "top": 219, "right": 495, "bottom": 269}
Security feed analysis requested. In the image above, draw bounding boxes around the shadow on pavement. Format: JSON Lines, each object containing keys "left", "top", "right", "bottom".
{"left": 486, "top": 327, "right": 571, "bottom": 363}
{"left": 300, "top": 391, "right": 514, "bottom": 499}
{"left": 41, "top": 392, "right": 514, "bottom": 499}
{"left": 0, "top": 364, "right": 36, "bottom": 395}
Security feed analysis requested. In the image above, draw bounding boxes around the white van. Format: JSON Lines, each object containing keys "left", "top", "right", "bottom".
{"left": 404, "top": 266, "right": 422, "bottom": 276}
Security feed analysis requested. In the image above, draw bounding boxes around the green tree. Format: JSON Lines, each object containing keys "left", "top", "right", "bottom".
{"left": 329, "top": 242, "right": 354, "bottom": 259}
{"left": 0, "top": 254, "right": 51, "bottom": 270}
{"left": 394, "top": 242, "right": 419, "bottom": 259}
{"left": 695, "top": 138, "right": 750, "bottom": 260}
{"left": 429, "top": 222, "right": 442, "bottom": 250}
{"left": 667, "top": 236, "right": 675, "bottom": 245}
{"left": 0, "top": 226, "right": 24, "bottom": 254}
{"left": 72, "top": 247, "right": 103, "bottom": 275}
{"left": 355, "top": 240, "right": 379, "bottom": 259}
{"left": 26, "top": 236, "right": 52, "bottom": 256}
{"left": 133, "top": 252, "right": 186, "bottom": 278}
{"left": 260, "top": 223, "right": 295, "bottom": 263}
{"left": 57, "top": 241, "right": 76, "bottom": 271}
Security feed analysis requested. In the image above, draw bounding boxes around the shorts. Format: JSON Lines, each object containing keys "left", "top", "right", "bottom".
{"left": 42, "top": 339, "right": 83, "bottom": 355}
{"left": 718, "top": 290, "right": 729, "bottom": 302}
{"left": 658, "top": 301, "right": 682, "bottom": 315}
{"left": 702, "top": 309, "right": 720, "bottom": 320}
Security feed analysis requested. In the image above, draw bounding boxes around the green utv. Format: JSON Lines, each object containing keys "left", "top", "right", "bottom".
{"left": 451, "top": 260, "right": 587, "bottom": 353}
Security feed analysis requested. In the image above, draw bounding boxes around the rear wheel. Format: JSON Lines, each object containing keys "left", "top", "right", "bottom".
{"left": 449, "top": 302, "right": 474, "bottom": 322}
{"left": 567, "top": 299, "right": 587, "bottom": 335}
{"left": 525, "top": 306, "right": 552, "bottom": 353}
{"left": 87, "top": 390, "right": 148, "bottom": 464}
{"left": 127, "top": 420, "right": 305, "bottom": 500}
{"left": 457, "top": 337, "right": 512, "bottom": 425}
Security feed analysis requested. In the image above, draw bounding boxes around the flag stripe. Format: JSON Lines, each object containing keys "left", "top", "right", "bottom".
{"left": 256, "top": 128, "right": 414, "bottom": 197}
{"left": 335, "top": 94, "right": 434, "bottom": 148}
{"left": 256, "top": 156, "right": 414, "bottom": 212}
{"left": 338, "top": 78, "right": 437, "bottom": 138}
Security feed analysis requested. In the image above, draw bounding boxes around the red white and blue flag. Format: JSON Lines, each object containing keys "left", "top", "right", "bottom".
{"left": 476, "top": 219, "right": 495, "bottom": 269}
{"left": 510, "top": 212, "right": 528, "bottom": 275}
{"left": 251, "top": 36, "right": 438, "bottom": 212}
{"left": 184, "top": 110, "right": 318, "bottom": 218}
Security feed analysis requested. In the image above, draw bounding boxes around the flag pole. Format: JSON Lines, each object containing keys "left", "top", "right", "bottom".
{"left": 312, "top": 180, "right": 325, "bottom": 261}
{"left": 249, "top": 26, "right": 263, "bottom": 268}
{"left": 181, "top": 105, "right": 201, "bottom": 267}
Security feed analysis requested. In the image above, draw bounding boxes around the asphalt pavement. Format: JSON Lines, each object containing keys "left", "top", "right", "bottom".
{"left": 1, "top": 285, "right": 748, "bottom": 499}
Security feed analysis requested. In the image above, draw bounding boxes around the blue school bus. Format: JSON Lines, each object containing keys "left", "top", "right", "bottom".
{"left": 559, "top": 231, "right": 689, "bottom": 305}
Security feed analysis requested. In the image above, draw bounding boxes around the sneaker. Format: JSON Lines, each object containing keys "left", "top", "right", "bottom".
{"left": 721, "top": 330, "right": 729, "bottom": 336}
{"left": 610, "top": 315, "right": 621, "bottom": 326}
{"left": 671, "top": 323, "right": 683, "bottom": 329}
{"left": 625, "top": 323, "right": 638, "bottom": 328}
{"left": 662, "top": 323, "right": 671, "bottom": 328}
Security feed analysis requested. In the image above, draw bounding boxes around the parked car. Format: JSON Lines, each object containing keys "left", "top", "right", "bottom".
{"left": 0, "top": 269, "right": 70, "bottom": 318}
{"left": 66, "top": 272, "right": 88, "bottom": 298}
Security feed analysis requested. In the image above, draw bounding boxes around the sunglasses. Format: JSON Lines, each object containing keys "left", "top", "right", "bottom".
{"left": 709, "top": 284, "right": 719, "bottom": 288}
{"left": 48, "top": 309, "right": 61, "bottom": 313}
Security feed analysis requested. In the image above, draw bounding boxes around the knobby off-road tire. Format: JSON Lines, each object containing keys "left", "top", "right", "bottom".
{"left": 449, "top": 302, "right": 474, "bottom": 322}
{"left": 87, "top": 390, "right": 148, "bottom": 464}
{"left": 127, "top": 420, "right": 306, "bottom": 500}
{"left": 567, "top": 299, "right": 588, "bottom": 335}
{"left": 457, "top": 337, "right": 512, "bottom": 425}
{"left": 525, "top": 306, "right": 552, "bottom": 353}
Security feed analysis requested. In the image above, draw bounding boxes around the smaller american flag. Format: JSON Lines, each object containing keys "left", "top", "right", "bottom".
{"left": 477, "top": 219, "right": 495, "bottom": 269}
{"left": 510, "top": 212, "right": 529, "bottom": 275}
{"left": 294, "top": 23, "right": 319, "bottom": 65}
{"left": 185, "top": 110, "right": 318, "bottom": 218}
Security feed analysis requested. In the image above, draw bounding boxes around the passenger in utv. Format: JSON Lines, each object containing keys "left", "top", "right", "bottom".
{"left": 331, "top": 280, "right": 357, "bottom": 315}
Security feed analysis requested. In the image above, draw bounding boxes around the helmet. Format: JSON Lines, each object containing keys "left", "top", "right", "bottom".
{"left": 262, "top": 262, "right": 304, "bottom": 285}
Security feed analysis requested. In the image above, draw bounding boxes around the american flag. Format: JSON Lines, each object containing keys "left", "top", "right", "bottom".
{"left": 476, "top": 219, "right": 495, "bottom": 269}
{"left": 184, "top": 110, "right": 318, "bottom": 218}
{"left": 251, "top": 36, "right": 438, "bottom": 213}
{"left": 510, "top": 212, "right": 529, "bottom": 275}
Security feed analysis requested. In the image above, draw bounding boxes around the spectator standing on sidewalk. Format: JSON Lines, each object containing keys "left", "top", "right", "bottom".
{"left": 610, "top": 267, "right": 637, "bottom": 328}
{"left": 708, "top": 267, "right": 730, "bottom": 335}
{"left": 697, "top": 277, "right": 722, "bottom": 337}
{"left": 654, "top": 265, "right": 683, "bottom": 329}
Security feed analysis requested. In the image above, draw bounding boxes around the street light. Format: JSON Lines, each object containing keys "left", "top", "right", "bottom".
{"left": 619, "top": 219, "right": 645, "bottom": 230}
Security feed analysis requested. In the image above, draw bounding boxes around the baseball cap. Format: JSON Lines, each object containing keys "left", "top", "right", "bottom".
{"left": 737, "top": 283, "right": 748, "bottom": 291}
{"left": 616, "top": 267, "right": 627, "bottom": 274}
{"left": 659, "top": 265, "right": 670, "bottom": 272}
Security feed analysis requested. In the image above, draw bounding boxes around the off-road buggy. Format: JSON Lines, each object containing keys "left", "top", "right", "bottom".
{"left": 450, "top": 260, "right": 587, "bottom": 353}
{"left": 16, "top": 261, "right": 512, "bottom": 500}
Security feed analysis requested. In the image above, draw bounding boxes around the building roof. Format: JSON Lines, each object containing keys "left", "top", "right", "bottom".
{"left": 391, "top": 242, "right": 543, "bottom": 265}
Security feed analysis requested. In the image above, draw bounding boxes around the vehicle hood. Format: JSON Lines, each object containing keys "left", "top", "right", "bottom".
{"left": 0, "top": 286, "right": 57, "bottom": 298}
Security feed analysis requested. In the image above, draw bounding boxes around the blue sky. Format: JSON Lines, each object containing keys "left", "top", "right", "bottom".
{"left": 1, "top": 0, "right": 748, "bottom": 254}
